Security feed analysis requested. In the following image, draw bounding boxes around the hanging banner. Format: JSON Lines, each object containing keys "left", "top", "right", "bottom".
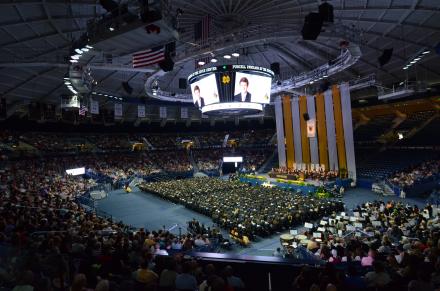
{"left": 138, "top": 104, "right": 145, "bottom": 118}
{"left": 114, "top": 103, "right": 122, "bottom": 117}
{"left": 90, "top": 100, "right": 99, "bottom": 114}
{"left": 307, "top": 119, "right": 316, "bottom": 138}
{"left": 159, "top": 106, "right": 167, "bottom": 118}
{"left": 61, "top": 95, "right": 80, "bottom": 108}
{"left": 181, "top": 107, "right": 188, "bottom": 119}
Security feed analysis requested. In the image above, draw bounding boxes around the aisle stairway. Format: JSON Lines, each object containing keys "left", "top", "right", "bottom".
{"left": 257, "top": 149, "right": 278, "bottom": 173}
{"left": 188, "top": 150, "right": 199, "bottom": 172}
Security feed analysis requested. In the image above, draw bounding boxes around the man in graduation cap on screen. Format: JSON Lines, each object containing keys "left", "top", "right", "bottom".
{"left": 193, "top": 85, "right": 205, "bottom": 108}
{"left": 234, "top": 77, "right": 252, "bottom": 102}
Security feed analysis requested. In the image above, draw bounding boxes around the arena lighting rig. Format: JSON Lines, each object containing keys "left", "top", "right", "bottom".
{"left": 146, "top": 43, "right": 362, "bottom": 104}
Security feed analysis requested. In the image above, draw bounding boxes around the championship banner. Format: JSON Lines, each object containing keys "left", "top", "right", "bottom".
{"left": 159, "top": 106, "right": 167, "bottom": 118}
{"left": 138, "top": 104, "right": 145, "bottom": 118}
{"left": 307, "top": 119, "right": 316, "bottom": 137}
{"left": 114, "top": 103, "right": 123, "bottom": 117}
{"left": 181, "top": 107, "right": 188, "bottom": 119}
{"left": 90, "top": 100, "right": 99, "bottom": 114}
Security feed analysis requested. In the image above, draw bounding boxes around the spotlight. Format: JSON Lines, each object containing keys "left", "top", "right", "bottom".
{"left": 71, "top": 55, "right": 80, "bottom": 60}
{"left": 75, "top": 49, "right": 83, "bottom": 54}
{"left": 64, "top": 81, "right": 71, "bottom": 85}
{"left": 232, "top": 52, "right": 240, "bottom": 57}
{"left": 211, "top": 58, "right": 218, "bottom": 63}
{"left": 70, "top": 59, "right": 78, "bottom": 63}
{"left": 81, "top": 48, "right": 90, "bottom": 52}
{"left": 109, "top": 27, "right": 115, "bottom": 31}
{"left": 198, "top": 61, "right": 205, "bottom": 66}
{"left": 85, "top": 45, "right": 93, "bottom": 49}
{"left": 398, "top": 133, "right": 404, "bottom": 140}
{"left": 423, "top": 50, "right": 430, "bottom": 54}
{"left": 403, "top": 66, "right": 408, "bottom": 70}
{"left": 223, "top": 54, "right": 231, "bottom": 59}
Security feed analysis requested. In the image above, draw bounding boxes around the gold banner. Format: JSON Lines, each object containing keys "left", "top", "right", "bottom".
{"left": 332, "top": 85, "right": 347, "bottom": 170}
{"left": 282, "top": 95, "right": 295, "bottom": 168}
{"left": 315, "top": 93, "right": 329, "bottom": 170}
{"left": 299, "top": 95, "right": 311, "bottom": 164}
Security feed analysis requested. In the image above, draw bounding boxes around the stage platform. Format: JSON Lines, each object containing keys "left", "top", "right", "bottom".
{"left": 95, "top": 185, "right": 427, "bottom": 257}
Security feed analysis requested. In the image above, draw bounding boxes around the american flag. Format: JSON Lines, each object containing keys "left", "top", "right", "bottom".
{"left": 79, "top": 105, "right": 88, "bottom": 116}
{"left": 132, "top": 46, "right": 165, "bottom": 68}
{"left": 194, "top": 15, "right": 211, "bottom": 47}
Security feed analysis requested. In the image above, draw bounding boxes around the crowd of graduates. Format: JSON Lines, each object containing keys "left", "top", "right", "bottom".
{"left": 139, "top": 178, "right": 344, "bottom": 240}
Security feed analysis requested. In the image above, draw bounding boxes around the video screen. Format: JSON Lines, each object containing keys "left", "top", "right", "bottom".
{"left": 66, "top": 167, "right": 85, "bottom": 176}
{"left": 234, "top": 72, "right": 271, "bottom": 104}
{"left": 190, "top": 74, "right": 219, "bottom": 108}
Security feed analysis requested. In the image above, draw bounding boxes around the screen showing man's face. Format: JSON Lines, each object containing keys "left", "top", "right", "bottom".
{"left": 240, "top": 81, "right": 248, "bottom": 94}
{"left": 194, "top": 89, "right": 200, "bottom": 99}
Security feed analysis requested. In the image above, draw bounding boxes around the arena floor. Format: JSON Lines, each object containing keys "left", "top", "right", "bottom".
{"left": 96, "top": 185, "right": 428, "bottom": 257}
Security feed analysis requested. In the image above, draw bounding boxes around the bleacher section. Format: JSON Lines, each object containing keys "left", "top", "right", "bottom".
{"left": 399, "top": 115, "right": 440, "bottom": 146}
{"left": 356, "top": 149, "right": 437, "bottom": 180}
{"left": 395, "top": 110, "right": 436, "bottom": 131}
{"left": 354, "top": 114, "right": 394, "bottom": 142}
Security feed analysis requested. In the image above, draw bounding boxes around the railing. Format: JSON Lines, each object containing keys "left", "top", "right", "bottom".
{"left": 384, "top": 179, "right": 401, "bottom": 196}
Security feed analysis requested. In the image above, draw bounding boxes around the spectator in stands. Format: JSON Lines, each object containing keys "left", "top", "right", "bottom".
{"left": 364, "top": 261, "right": 391, "bottom": 288}
{"left": 408, "top": 267, "right": 435, "bottom": 291}
{"left": 159, "top": 259, "right": 177, "bottom": 291}
{"left": 175, "top": 261, "right": 198, "bottom": 291}
{"left": 133, "top": 261, "right": 159, "bottom": 286}
{"left": 223, "top": 265, "right": 245, "bottom": 290}
{"left": 361, "top": 249, "right": 375, "bottom": 267}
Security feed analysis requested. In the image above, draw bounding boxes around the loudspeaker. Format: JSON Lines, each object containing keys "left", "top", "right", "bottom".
{"left": 159, "top": 57, "right": 174, "bottom": 72}
{"left": 319, "top": 2, "right": 334, "bottom": 22}
{"left": 378, "top": 48, "right": 393, "bottom": 67}
{"left": 319, "top": 81, "right": 331, "bottom": 92}
{"left": 270, "top": 62, "right": 280, "bottom": 75}
{"left": 122, "top": 82, "right": 133, "bottom": 95}
{"left": 303, "top": 113, "right": 310, "bottom": 121}
{"left": 435, "top": 42, "right": 440, "bottom": 55}
{"left": 159, "top": 42, "right": 176, "bottom": 72}
{"left": 302, "top": 13, "right": 323, "bottom": 40}
{"left": 99, "top": 0, "right": 118, "bottom": 12}
{"left": 179, "top": 78, "right": 187, "bottom": 89}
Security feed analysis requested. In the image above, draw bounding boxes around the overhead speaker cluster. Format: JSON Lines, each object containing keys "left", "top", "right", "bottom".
{"left": 303, "top": 113, "right": 310, "bottom": 121}
{"left": 378, "top": 48, "right": 393, "bottom": 67}
{"left": 122, "top": 81, "right": 133, "bottom": 95}
{"left": 301, "top": 2, "right": 334, "bottom": 40}
{"left": 270, "top": 62, "right": 280, "bottom": 75}
{"left": 159, "top": 42, "right": 176, "bottom": 72}
{"left": 179, "top": 78, "right": 187, "bottom": 89}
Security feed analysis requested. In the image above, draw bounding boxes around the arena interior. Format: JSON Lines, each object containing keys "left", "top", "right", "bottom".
{"left": 1, "top": 1, "right": 440, "bottom": 290}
